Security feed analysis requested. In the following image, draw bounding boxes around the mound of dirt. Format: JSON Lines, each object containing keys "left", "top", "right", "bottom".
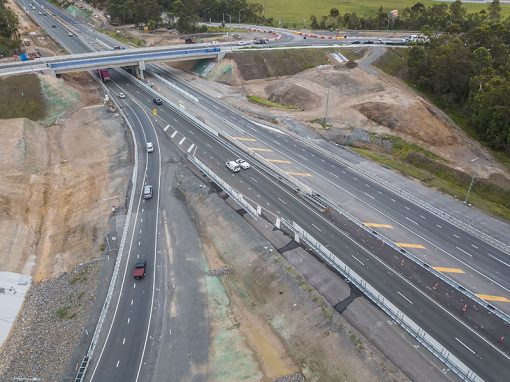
{"left": 228, "top": 49, "right": 331, "bottom": 81}
{"left": 356, "top": 101, "right": 458, "bottom": 147}
{"left": 265, "top": 81, "right": 320, "bottom": 110}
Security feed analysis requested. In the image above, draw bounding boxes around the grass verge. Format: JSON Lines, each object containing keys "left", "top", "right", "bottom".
{"left": 352, "top": 138, "right": 510, "bottom": 221}
{"left": 257, "top": 0, "right": 510, "bottom": 27}
{"left": 372, "top": 47, "right": 408, "bottom": 76}
{"left": 248, "top": 94, "right": 298, "bottom": 109}
{"left": 98, "top": 29, "right": 145, "bottom": 47}
{"left": 0, "top": 74, "right": 45, "bottom": 120}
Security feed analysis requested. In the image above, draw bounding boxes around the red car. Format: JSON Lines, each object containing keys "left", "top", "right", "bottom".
{"left": 133, "top": 259, "right": 146, "bottom": 279}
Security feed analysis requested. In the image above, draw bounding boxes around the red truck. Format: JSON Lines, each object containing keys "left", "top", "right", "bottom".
{"left": 96, "top": 68, "right": 111, "bottom": 81}
{"left": 133, "top": 259, "right": 146, "bottom": 279}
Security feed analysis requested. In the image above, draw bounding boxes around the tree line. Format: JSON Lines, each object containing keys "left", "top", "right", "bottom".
{"left": 0, "top": 0, "right": 20, "bottom": 56}
{"left": 407, "top": 3, "right": 510, "bottom": 152}
{"left": 308, "top": 1, "right": 505, "bottom": 32}
{"left": 86, "top": 0, "right": 270, "bottom": 32}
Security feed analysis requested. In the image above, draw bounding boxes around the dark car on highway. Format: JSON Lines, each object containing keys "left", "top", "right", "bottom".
{"left": 133, "top": 259, "right": 146, "bottom": 279}
{"left": 153, "top": 98, "right": 163, "bottom": 105}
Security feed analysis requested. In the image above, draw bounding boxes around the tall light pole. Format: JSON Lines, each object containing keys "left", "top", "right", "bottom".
{"left": 323, "top": 69, "right": 332, "bottom": 126}
{"left": 303, "top": 18, "right": 307, "bottom": 29}
{"left": 238, "top": 8, "right": 245, "bottom": 25}
{"left": 464, "top": 157, "right": 479, "bottom": 205}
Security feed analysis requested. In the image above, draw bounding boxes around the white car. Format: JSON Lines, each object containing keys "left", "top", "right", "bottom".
{"left": 237, "top": 41, "right": 246, "bottom": 46}
{"left": 226, "top": 160, "right": 241, "bottom": 172}
{"left": 118, "top": 92, "right": 126, "bottom": 99}
{"left": 68, "top": 32, "right": 74, "bottom": 37}
{"left": 146, "top": 142, "right": 154, "bottom": 152}
{"left": 235, "top": 159, "right": 250, "bottom": 169}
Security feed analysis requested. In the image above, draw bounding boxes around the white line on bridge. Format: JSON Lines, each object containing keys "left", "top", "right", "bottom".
{"left": 171, "top": 131, "right": 177, "bottom": 138}
{"left": 178, "top": 137, "right": 186, "bottom": 145}
{"left": 187, "top": 144, "right": 195, "bottom": 153}
{"left": 164, "top": 124, "right": 170, "bottom": 131}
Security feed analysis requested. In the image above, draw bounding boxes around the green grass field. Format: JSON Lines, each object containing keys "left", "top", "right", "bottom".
{"left": 258, "top": 0, "right": 510, "bottom": 27}
{"left": 0, "top": 74, "right": 45, "bottom": 120}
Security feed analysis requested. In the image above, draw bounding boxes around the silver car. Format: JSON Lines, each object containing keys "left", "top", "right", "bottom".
{"left": 143, "top": 185, "right": 153, "bottom": 199}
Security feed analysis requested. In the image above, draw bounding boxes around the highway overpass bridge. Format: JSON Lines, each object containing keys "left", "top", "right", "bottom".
{"left": 0, "top": 45, "right": 221, "bottom": 78}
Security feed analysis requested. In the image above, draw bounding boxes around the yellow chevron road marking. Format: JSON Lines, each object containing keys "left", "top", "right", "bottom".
{"left": 475, "top": 294, "right": 510, "bottom": 303}
{"left": 395, "top": 242, "right": 426, "bottom": 249}
{"left": 364, "top": 223, "right": 393, "bottom": 228}
{"left": 432, "top": 267, "right": 465, "bottom": 274}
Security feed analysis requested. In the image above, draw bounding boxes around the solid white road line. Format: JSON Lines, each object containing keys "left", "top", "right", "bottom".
{"left": 397, "top": 291, "right": 413, "bottom": 304}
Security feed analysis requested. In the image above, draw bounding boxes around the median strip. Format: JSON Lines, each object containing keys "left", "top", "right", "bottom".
{"left": 267, "top": 159, "right": 291, "bottom": 164}
{"left": 364, "top": 223, "right": 393, "bottom": 228}
{"left": 395, "top": 242, "right": 426, "bottom": 249}
{"left": 432, "top": 267, "right": 465, "bottom": 274}
{"left": 250, "top": 147, "right": 273, "bottom": 152}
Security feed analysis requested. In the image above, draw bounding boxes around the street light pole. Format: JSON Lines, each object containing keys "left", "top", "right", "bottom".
{"left": 324, "top": 71, "right": 331, "bottom": 126}
{"left": 226, "top": 13, "right": 232, "bottom": 36}
{"left": 238, "top": 8, "right": 245, "bottom": 25}
{"left": 464, "top": 176, "right": 475, "bottom": 204}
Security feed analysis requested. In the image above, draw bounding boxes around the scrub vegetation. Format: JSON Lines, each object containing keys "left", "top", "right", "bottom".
{"left": 0, "top": 74, "right": 45, "bottom": 120}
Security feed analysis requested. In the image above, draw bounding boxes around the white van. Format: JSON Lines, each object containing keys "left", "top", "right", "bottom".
{"left": 226, "top": 160, "right": 241, "bottom": 173}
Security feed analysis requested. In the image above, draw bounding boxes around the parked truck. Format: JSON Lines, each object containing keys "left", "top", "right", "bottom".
{"left": 96, "top": 68, "right": 111, "bottom": 81}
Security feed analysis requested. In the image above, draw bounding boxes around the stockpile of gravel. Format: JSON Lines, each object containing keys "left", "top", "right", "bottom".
{"left": 0, "top": 262, "right": 99, "bottom": 381}
{"left": 273, "top": 372, "right": 305, "bottom": 382}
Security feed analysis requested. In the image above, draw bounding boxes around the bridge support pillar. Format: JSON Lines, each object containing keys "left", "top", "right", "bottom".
{"left": 138, "top": 60, "right": 146, "bottom": 80}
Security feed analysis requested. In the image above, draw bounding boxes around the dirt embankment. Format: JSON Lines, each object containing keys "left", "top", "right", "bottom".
{"left": 0, "top": 73, "right": 130, "bottom": 280}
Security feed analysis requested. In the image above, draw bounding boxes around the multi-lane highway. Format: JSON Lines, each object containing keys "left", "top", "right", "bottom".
{"left": 15, "top": 1, "right": 510, "bottom": 381}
